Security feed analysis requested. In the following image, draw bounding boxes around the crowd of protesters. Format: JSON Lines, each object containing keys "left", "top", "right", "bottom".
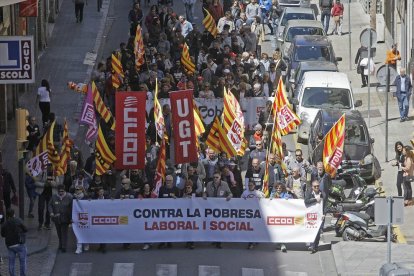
{"left": 17, "top": 0, "right": 332, "bottom": 255}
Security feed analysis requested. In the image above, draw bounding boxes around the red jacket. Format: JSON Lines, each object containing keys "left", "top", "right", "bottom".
{"left": 331, "top": 3, "right": 344, "bottom": 16}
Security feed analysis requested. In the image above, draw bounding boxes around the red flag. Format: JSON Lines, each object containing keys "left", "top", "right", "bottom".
{"left": 115, "top": 92, "right": 147, "bottom": 169}
{"left": 152, "top": 138, "right": 166, "bottom": 197}
{"left": 170, "top": 90, "right": 198, "bottom": 164}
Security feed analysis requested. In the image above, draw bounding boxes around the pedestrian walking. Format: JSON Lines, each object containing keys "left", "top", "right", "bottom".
{"left": 1, "top": 168, "right": 17, "bottom": 211}
{"left": 24, "top": 171, "right": 37, "bottom": 218}
{"left": 391, "top": 141, "right": 405, "bottom": 197}
{"left": 74, "top": 0, "right": 87, "bottom": 23}
{"left": 319, "top": 0, "right": 333, "bottom": 34}
{"left": 401, "top": 146, "right": 413, "bottom": 206}
{"left": 1, "top": 209, "right": 28, "bottom": 276}
{"left": 330, "top": 0, "right": 343, "bottom": 35}
{"left": 183, "top": 0, "right": 196, "bottom": 24}
{"left": 393, "top": 68, "right": 412, "bottom": 122}
{"left": 26, "top": 116, "right": 41, "bottom": 156}
{"left": 385, "top": 44, "right": 401, "bottom": 70}
{"left": 48, "top": 184, "right": 73, "bottom": 253}
{"left": 35, "top": 79, "right": 51, "bottom": 128}
{"left": 38, "top": 164, "right": 56, "bottom": 230}
{"left": 354, "top": 45, "right": 368, "bottom": 87}
{"left": 305, "top": 180, "right": 325, "bottom": 253}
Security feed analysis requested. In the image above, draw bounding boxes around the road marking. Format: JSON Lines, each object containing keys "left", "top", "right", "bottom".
{"left": 198, "top": 265, "right": 220, "bottom": 276}
{"left": 69, "top": 263, "right": 92, "bottom": 276}
{"left": 242, "top": 267, "right": 264, "bottom": 276}
{"left": 156, "top": 264, "right": 177, "bottom": 276}
{"left": 112, "top": 263, "right": 134, "bottom": 276}
{"left": 375, "top": 179, "right": 407, "bottom": 244}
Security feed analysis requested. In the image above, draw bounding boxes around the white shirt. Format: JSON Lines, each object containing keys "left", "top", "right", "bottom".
{"left": 401, "top": 76, "right": 406, "bottom": 92}
{"left": 37, "top": 86, "right": 51, "bottom": 102}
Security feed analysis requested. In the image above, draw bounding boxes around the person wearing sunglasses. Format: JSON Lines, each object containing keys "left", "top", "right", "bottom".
{"left": 305, "top": 180, "right": 325, "bottom": 254}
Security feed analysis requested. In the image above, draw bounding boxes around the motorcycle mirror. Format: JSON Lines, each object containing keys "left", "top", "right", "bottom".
{"left": 356, "top": 200, "right": 362, "bottom": 204}
{"left": 354, "top": 190, "right": 360, "bottom": 195}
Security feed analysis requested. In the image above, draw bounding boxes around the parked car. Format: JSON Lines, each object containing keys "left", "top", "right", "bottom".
{"left": 279, "top": 0, "right": 311, "bottom": 8}
{"left": 278, "top": 20, "right": 325, "bottom": 57}
{"left": 292, "top": 71, "right": 362, "bottom": 143}
{"left": 283, "top": 35, "right": 342, "bottom": 82}
{"left": 307, "top": 109, "right": 380, "bottom": 182}
{"left": 287, "top": 60, "right": 338, "bottom": 99}
{"left": 275, "top": 7, "right": 316, "bottom": 44}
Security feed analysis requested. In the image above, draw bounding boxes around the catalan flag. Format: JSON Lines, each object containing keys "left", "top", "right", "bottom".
{"left": 217, "top": 121, "right": 237, "bottom": 158}
{"left": 95, "top": 125, "right": 116, "bottom": 176}
{"left": 134, "top": 25, "right": 145, "bottom": 69}
{"left": 202, "top": 8, "right": 218, "bottom": 38}
{"left": 55, "top": 120, "right": 73, "bottom": 176}
{"left": 323, "top": 114, "right": 346, "bottom": 178}
{"left": 111, "top": 53, "right": 124, "bottom": 89}
{"left": 262, "top": 156, "right": 270, "bottom": 197}
{"left": 193, "top": 101, "right": 205, "bottom": 149}
{"left": 35, "top": 121, "right": 60, "bottom": 169}
{"left": 152, "top": 137, "right": 166, "bottom": 197}
{"left": 205, "top": 116, "right": 221, "bottom": 153}
{"left": 92, "top": 81, "right": 116, "bottom": 131}
{"left": 270, "top": 117, "right": 287, "bottom": 174}
{"left": 274, "top": 78, "right": 301, "bottom": 135}
{"left": 222, "top": 87, "right": 245, "bottom": 155}
{"left": 181, "top": 43, "right": 195, "bottom": 74}
{"left": 154, "top": 79, "right": 166, "bottom": 140}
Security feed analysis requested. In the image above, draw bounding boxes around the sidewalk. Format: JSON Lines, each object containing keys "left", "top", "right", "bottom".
{"left": 0, "top": 0, "right": 111, "bottom": 274}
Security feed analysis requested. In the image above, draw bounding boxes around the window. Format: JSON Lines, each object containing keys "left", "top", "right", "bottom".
{"left": 302, "top": 87, "right": 352, "bottom": 109}
{"left": 286, "top": 27, "right": 324, "bottom": 42}
{"left": 345, "top": 123, "right": 367, "bottom": 144}
{"left": 281, "top": 13, "right": 315, "bottom": 26}
{"left": 295, "top": 46, "right": 331, "bottom": 61}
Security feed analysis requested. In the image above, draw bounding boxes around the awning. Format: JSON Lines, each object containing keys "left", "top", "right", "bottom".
{"left": 0, "top": 0, "right": 26, "bottom": 8}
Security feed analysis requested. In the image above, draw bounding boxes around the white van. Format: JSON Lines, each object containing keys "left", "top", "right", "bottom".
{"left": 292, "top": 71, "right": 362, "bottom": 143}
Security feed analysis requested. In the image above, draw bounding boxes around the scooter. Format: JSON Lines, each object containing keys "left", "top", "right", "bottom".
{"left": 326, "top": 168, "right": 370, "bottom": 213}
{"left": 334, "top": 188, "right": 397, "bottom": 242}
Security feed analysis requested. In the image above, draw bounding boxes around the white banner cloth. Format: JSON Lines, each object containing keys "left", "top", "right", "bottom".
{"left": 147, "top": 97, "right": 272, "bottom": 130}
{"left": 72, "top": 198, "right": 323, "bottom": 243}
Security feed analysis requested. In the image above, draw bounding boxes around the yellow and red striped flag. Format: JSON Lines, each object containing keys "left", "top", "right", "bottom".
{"left": 95, "top": 125, "right": 116, "bottom": 176}
{"left": 36, "top": 121, "right": 60, "bottom": 169}
{"left": 154, "top": 80, "right": 166, "bottom": 140}
{"left": 222, "top": 87, "right": 245, "bottom": 155}
{"left": 274, "top": 78, "right": 301, "bottom": 135}
{"left": 202, "top": 8, "right": 218, "bottom": 38}
{"left": 205, "top": 116, "right": 221, "bottom": 153}
{"left": 152, "top": 137, "right": 167, "bottom": 197}
{"left": 262, "top": 156, "right": 270, "bottom": 197}
{"left": 134, "top": 25, "right": 145, "bottom": 69}
{"left": 92, "top": 81, "right": 116, "bottom": 131}
{"left": 217, "top": 121, "right": 237, "bottom": 158}
{"left": 323, "top": 114, "right": 346, "bottom": 178}
{"left": 55, "top": 120, "right": 73, "bottom": 176}
{"left": 270, "top": 118, "right": 287, "bottom": 174}
{"left": 193, "top": 101, "right": 205, "bottom": 149}
{"left": 181, "top": 43, "right": 195, "bottom": 74}
{"left": 111, "top": 53, "right": 124, "bottom": 89}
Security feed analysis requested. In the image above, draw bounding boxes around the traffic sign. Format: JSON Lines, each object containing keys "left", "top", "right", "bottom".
{"left": 0, "top": 36, "right": 35, "bottom": 84}
{"left": 360, "top": 28, "right": 377, "bottom": 48}
{"left": 376, "top": 65, "right": 398, "bottom": 86}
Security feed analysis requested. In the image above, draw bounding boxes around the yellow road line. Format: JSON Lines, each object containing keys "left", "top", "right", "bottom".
{"left": 375, "top": 179, "right": 407, "bottom": 244}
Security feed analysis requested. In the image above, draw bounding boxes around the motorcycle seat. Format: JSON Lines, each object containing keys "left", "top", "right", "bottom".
{"left": 348, "top": 211, "right": 371, "bottom": 221}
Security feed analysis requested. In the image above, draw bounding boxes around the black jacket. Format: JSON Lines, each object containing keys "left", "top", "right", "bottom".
{"left": 304, "top": 189, "right": 326, "bottom": 214}
{"left": 1, "top": 217, "right": 27, "bottom": 247}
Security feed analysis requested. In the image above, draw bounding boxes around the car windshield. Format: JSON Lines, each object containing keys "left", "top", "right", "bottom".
{"left": 281, "top": 13, "right": 315, "bottom": 26}
{"left": 302, "top": 87, "right": 352, "bottom": 109}
{"left": 322, "top": 122, "right": 368, "bottom": 145}
{"left": 286, "top": 27, "right": 324, "bottom": 42}
{"left": 295, "top": 46, "right": 331, "bottom": 61}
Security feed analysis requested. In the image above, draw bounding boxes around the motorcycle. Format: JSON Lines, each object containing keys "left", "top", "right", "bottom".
{"left": 326, "top": 168, "right": 370, "bottom": 213}
{"left": 334, "top": 187, "right": 397, "bottom": 242}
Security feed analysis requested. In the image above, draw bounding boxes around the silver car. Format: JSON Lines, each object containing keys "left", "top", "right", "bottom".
{"left": 279, "top": 0, "right": 311, "bottom": 8}
{"left": 278, "top": 20, "right": 325, "bottom": 58}
{"left": 275, "top": 7, "right": 316, "bottom": 48}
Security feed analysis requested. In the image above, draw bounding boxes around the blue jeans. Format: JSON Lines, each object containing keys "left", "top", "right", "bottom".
{"left": 185, "top": 4, "right": 194, "bottom": 23}
{"left": 321, "top": 9, "right": 331, "bottom": 34}
{"left": 398, "top": 93, "right": 410, "bottom": 118}
{"left": 8, "top": 244, "right": 27, "bottom": 276}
